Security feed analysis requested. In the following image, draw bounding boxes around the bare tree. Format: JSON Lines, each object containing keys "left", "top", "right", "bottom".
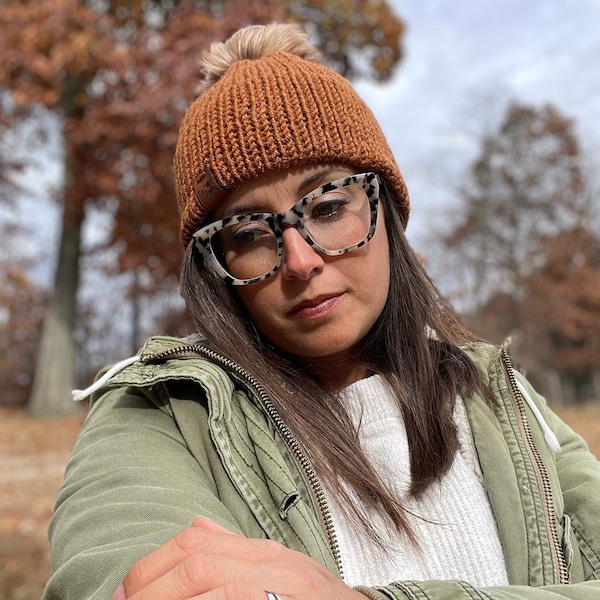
{"left": 435, "top": 101, "right": 599, "bottom": 402}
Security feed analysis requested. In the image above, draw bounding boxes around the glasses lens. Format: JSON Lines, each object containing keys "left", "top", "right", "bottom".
{"left": 211, "top": 220, "right": 278, "bottom": 281}
{"left": 204, "top": 175, "right": 375, "bottom": 283}
{"left": 304, "top": 182, "right": 371, "bottom": 250}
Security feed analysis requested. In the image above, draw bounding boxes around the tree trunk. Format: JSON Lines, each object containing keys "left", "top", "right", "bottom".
{"left": 28, "top": 149, "right": 84, "bottom": 416}
{"left": 130, "top": 268, "right": 140, "bottom": 355}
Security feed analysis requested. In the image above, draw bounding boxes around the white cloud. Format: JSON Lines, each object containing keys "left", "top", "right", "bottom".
{"left": 355, "top": 0, "right": 600, "bottom": 244}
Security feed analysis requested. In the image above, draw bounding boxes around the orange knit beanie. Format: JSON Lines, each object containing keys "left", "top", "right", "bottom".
{"left": 174, "top": 27, "right": 409, "bottom": 248}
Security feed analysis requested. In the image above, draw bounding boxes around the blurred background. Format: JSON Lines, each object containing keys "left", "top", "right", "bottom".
{"left": 0, "top": 1, "right": 598, "bottom": 598}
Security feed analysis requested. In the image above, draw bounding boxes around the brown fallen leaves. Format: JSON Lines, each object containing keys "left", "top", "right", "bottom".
{"left": 0, "top": 407, "right": 84, "bottom": 600}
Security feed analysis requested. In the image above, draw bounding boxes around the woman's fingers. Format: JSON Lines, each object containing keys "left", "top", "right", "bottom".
{"left": 127, "top": 549, "right": 321, "bottom": 600}
{"left": 121, "top": 519, "right": 310, "bottom": 599}
{"left": 190, "top": 517, "right": 240, "bottom": 535}
{"left": 118, "top": 518, "right": 360, "bottom": 600}
{"left": 122, "top": 520, "right": 266, "bottom": 597}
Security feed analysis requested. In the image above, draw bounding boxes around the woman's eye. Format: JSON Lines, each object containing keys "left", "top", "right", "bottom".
{"left": 232, "top": 224, "right": 271, "bottom": 245}
{"left": 311, "top": 198, "right": 347, "bottom": 219}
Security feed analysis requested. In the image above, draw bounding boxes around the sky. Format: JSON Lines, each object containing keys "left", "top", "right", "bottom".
{"left": 10, "top": 0, "right": 600, "bottom": 279}
{"left": 355, "top": 0, "right": 600, "bottom": 247}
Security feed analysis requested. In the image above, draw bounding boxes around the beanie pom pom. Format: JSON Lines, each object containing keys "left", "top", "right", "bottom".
{"left": 199, "top": 23, "right": 322, "bottom": 96}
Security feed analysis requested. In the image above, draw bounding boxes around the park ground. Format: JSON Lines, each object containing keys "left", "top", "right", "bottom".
{"left": 1, "top": 403, "right": 600, "bottom": 600}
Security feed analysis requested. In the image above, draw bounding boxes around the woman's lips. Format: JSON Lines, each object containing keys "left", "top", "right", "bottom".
{"left": 289, "top": 293, "right": 343, "bottom": 319}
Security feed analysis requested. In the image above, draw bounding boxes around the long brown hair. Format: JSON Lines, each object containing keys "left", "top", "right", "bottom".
{"left": 180, "top": 181, "right": 483, "bottom": 543}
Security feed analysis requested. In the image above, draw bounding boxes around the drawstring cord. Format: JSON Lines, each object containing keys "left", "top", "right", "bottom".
{"left": 514, "top": 375, "right": 561, "bottom": 453}
{"left": 72, "top": 355, "right": 140, "bottom": 402}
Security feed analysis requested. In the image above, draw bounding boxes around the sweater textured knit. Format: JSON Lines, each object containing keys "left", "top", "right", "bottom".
{"left": 326, "top": 375, "right": 509, "bottom": 586}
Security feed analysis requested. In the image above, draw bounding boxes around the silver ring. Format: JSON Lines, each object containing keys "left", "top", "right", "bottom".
{"left": 266, "top": 592, "right": 282, "bottom": 600}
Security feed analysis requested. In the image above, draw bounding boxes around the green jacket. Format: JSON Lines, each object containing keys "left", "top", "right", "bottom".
{"left": 44, "top": 336, "right": 600, "bottom": 599}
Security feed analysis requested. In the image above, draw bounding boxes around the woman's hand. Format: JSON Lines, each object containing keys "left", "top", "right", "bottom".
{"left": 113, "top": 517, "right": 366, "bottom": 600}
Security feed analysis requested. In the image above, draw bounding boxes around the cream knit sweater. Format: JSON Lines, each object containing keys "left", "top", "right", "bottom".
{"left": 326, "top": 375, "right": 509, "bottom": 588}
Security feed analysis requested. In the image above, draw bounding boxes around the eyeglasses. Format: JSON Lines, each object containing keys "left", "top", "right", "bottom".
{"left": 193, "top": 172, "right": 380, "bottom": 286}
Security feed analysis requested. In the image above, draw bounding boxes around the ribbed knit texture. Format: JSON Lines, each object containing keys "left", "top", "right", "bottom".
{"left": 326, "top": 375, "right": 509, "bottom": 587}
{"left": 174, "top": 51, "right": 409, "bottom": 247}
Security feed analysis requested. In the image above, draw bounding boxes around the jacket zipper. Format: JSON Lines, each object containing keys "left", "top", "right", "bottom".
{"left": 500, "top": 349, "right": 569, "bottom": 585}
{"left": 141, "top": 343, "right": 344, "bottom": 579}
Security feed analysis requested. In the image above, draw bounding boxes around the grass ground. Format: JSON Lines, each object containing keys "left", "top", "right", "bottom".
{"left": 0, "top": 408, "right": 84, "bottom": 600}
{"left": 1, "top": 403, "right": 599, "bottom": 599}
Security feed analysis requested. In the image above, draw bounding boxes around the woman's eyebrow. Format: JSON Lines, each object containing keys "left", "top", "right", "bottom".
{"left": 298, "top": 168, "right": 347, "bottom": 194}
{"left": 221, "top": 168, "right": 350, "bottom": 219}
{"left": 221, "top": 202, "right": 265, "bottom": 219}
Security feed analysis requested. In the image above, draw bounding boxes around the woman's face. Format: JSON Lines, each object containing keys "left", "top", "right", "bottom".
{"left": 212, "top": 165, "right": 391, "bottom": 388}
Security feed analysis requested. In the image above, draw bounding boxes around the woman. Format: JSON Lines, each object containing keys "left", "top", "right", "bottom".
{"left": 45, "top": 23, "right": 600, "bottom": 600}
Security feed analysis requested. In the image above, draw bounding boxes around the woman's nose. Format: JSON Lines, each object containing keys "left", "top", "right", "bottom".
{"left": 280, "top": 226, "right": 324, "bottom": 280}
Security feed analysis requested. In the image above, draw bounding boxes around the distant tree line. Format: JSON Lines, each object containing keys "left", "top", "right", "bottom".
{"left": 433, "top": 102, "right": 600, "bottom": 404}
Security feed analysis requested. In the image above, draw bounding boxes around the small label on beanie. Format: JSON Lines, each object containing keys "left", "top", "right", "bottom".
{"left": 192, "top": 165, "right": 229, "bottom": 216}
